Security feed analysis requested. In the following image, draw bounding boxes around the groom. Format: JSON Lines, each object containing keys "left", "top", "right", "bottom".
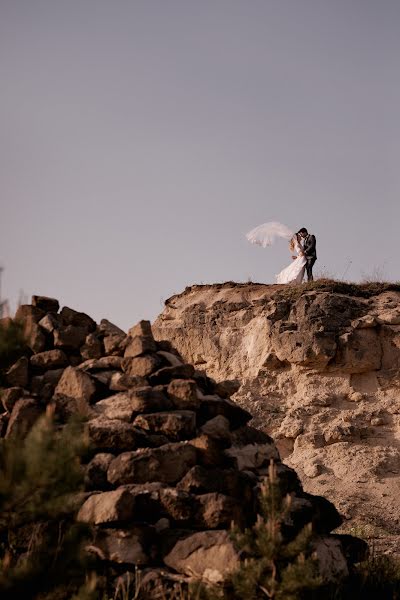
{"left": 298, "top": 227, "right": 317, "bottom": 281}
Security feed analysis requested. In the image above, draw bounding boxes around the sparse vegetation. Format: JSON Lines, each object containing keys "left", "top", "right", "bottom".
{"left": 0, "top": 319, "right": 26, "bottom": 385}
{"left": 0, "top": 408, "right": 93, "bottom": 600}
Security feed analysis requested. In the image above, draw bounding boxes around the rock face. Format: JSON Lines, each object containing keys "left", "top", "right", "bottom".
{"left": 154, "top": 282, "right": 400, "bottom": 545}
{"left": 0, "top": 294, "right": 364, "bottom": 584}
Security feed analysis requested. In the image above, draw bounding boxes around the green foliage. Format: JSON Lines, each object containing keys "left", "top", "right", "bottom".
{"left": 0, "top": 319, "right": 26, "bottom": 383}
{"left": 227, "top": 460, "right": 322, "bottom": 600}
{"left": 0, "top": 409, "right": 93, "bottom": 600}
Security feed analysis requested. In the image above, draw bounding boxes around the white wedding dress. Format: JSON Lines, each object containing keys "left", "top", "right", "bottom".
{"left": 276, "top": 239, "right": 306, "bottom": 284}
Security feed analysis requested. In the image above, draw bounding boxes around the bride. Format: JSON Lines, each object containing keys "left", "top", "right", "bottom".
{"left": 276, "top": 232, "right": 306, "bottom": 284}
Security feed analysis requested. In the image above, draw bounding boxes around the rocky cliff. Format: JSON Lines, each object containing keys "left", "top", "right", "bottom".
{"left": 0, "top": 295, "right": 364, "bottom": 593}
{"left": 154, "top": 281, "right": 400, "bottom": 551}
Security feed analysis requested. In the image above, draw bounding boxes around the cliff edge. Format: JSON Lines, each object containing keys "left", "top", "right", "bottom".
{"left": 154, "top": 281, "right": 400, "bottom": 550}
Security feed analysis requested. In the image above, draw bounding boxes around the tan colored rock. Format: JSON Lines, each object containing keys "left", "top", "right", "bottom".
{"left": 1, "top": 387, "right": 25, "bottom": 412}
{"left": 167, "top": 379, "right": 200, "bottom": 409}
{"left": 87, "top": 417, "right": 145, "bottom": 452}
{"left": 38, "top": 313, "right": 60, "bottom": 333}
{"left": 59, "top": 306, "right": 96, "bottom": 331}
{"left": 128, "top": 320, "right": 153, "bottom": 338}
{"left": 133, "top": 410, "right": 196, "bottom": 440}
{"left": 55, "top": 366, "right": 96, "bottom": 403}
{"left": 31, "top": 295, "right": 59, "bottom": 312}
{"left": 109, "top": 372, "right": 147, "bottom": 391}
{"left": 124, "top": 336, "right": 156, "bottom": 358}
{"left": 53, "top": 325, "right": 87, "bottom": 350}
{"left": 79, "top": 356, "right": 123, "bottom": 371}
{"left": 157, "top": 350, "right": 183, "bottom": 367}
{"left": 26, "top": 322, "right": 46, "bottom": 353}
{"left": 6, "top": 398, "right": 42, "bottom": 438}
{"left": 196, "top": 492, "right": 243, "bottom": 528}
{"left": 85, "top": 453, "right": 114, "bottom": 490}
{"left": 15, "top": 304, "right": 45, "bottom": 324}
{"left": 103, "top": 333, "right": 126, "bottom": 356}
{"left": 163, "top": 530, "right": 239, "bottom": 583}
{"left": 313, "top": 537, "right": 349, "bottom": 582}
{"left": 91, "top": 527, "right": 151, "bottom": 565}
{"left": 77, "top": 489, "right": 135, "bottom": 524}
{"left": 30, "top": 349, "right": 68, "bottom": 370}
{"left": 200, "top": 415, "right": 231, "bottom": 441}
{"left": 122, "top": 355, "right": 161, "bottom": 377}
{"left": 107, "top": 443, "right": 197, "bottom": 486}
{"left": 80, "top": 333, "right": 103, "bottom": 360}
{"left": 6, "top": 357, "right": 29, "bottom": 387}
{"left": 99, "top": 319, "right": 126, "bottom": 337}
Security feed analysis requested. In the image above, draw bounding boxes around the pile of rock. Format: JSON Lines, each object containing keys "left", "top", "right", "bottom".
{"left": 0, "top": 296, "right": 364, "bottom": 587}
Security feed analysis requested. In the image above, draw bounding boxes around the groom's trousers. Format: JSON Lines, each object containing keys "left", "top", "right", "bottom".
{"left": 306, "top": 257, "right": 316, "bottom": 281}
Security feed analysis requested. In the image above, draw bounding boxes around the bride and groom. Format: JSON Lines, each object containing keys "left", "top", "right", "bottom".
{"left": 276, "top": 228, "right": 317, "bottom": 285}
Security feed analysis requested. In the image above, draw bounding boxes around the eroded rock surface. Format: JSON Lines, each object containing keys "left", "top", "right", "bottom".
{"left": 154, "top": 282, "right": 400, "bottom": 549}
{"left": 0, "top": 294, "right": 363, "bottom": 584}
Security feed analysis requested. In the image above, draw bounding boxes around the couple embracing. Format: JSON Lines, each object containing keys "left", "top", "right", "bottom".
{"left": 276, "top": 228, "right": 317, "bottom": 285}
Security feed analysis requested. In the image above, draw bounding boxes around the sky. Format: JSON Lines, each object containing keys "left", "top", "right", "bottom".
{"left": 1, "top": 0, "right": 399, "bottom": 330}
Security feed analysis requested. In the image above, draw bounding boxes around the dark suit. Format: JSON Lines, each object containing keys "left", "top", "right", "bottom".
{"left": 303, "top": 234, "right": 317, "bottom": 281}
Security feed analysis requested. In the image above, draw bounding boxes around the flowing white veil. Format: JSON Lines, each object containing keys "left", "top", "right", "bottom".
{"left": 246, "top": 221, "right": 294, "bottom": 248}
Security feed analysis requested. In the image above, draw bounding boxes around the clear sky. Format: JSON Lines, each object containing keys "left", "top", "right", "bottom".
{"left": 1, "top": 1, "right": 399, "bottom": 330}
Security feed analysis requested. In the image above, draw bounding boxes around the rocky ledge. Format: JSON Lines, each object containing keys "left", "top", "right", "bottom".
{"left": 0, "top": 294, "right": 365, "bottom": 590}
{"left": 153, "top": 281, "right": 400, "bottom": 548}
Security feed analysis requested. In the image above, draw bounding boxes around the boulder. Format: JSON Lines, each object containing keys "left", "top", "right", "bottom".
{"left": 108, "top": 443, "right": 198, "bottom": 486}
{"left": 59, "top": 306, "right": 96, "bottom": 332}
{"left": 133, "top": 411, "right": 196, "bottom": 441}
{"left": 80, "top": 333, "right": 103, "bottom": 360}
{"left": 103, "top": 334, "right": 126, "bottom": 356}
{"left": 122, "top": 355, "right": 162, "bottom": 378}
{"left": 31, "top": 295, "right": 60, "bottom": 312}
{"left": 30, "top": 350, "right": 68, "bottom": 370}
{"left": 99, "top": 319, "right": 126, "bottom": 337}
{"left": 6, "top": 357, "right": 29, "bottom": 387}
{"left": 196, "top": 492, "right": 243, "bottom": 528}
{"left": 5, "top": 398, "right": 42, "bottom": 438}
{"left": 167, "top": 379, "right": 200, "bottom": 409}
{"left": 15, "top": 305, "right": 45, "bottom": 324}
{"left": 163, "top": 530, "right": 239, "bottom": 584}
{"left": 197, "top": 396, "right": 252, "bottom": 429}
{"left": 1, "top": 387, "right": 25, "bottom": 412}
{"left": 53, "top": 325, "right": 87, "bottom": 350}
{"left": 54, "top": 366, "right": 96, "bottom": 403}
{"left": 38, "top": 313, "right": 60, "bottom": 333}
{"left": 85, "top": 453, "right": 114, "bottom": 490}
{"left": 128, "top": 320, "right": 153, "bottom": 338}
{"left": 124, "top": 336, "right": 156, "bottom": 358}
{"left": 87, "top": 417, "right": 146, "bottom": 452}
{"left": 91, "top": 527, "right": 152, "bottom": 565}
{"left": 77, "top": 489, "right": 135, "bottom": 525}
{"left": 149, "top": 364, "right": 195, "bottom": 386}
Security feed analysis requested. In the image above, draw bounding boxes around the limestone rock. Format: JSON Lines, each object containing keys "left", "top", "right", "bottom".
{"left": 167, "top": 379, "right": 200, "bottom": 409}
{"left": 53, "top": 325, "right": 87, "bottom": 350}
{"left": 1, "top": 387, "right": 25, "bottom": 412}
{"left": 108, "top": 443, "right": 198, "bottom": 486}
{"left": 91, "top": 527, "right": 151, "bottom": 565}
{"left": 77, "top": 489, "right": 135, "bottom": 525}
{"left": 87, "top": 417, "right": 146, "bottom": 452}
{"left": 80, "top": 333, "right": 103, "bottom": 360}
{"left": 163, "top": 530, "right": 239, "bottom": 583}
{"left": 59, "top": 306, "right": 96, "bottom": 332}
{"left": 122, "top": 355, "right": 162, "bottom": 378}
{"left": 30, "top": 349, "right": 68, "bottom": 370}
{"left": 6, "top": 398, "right": 42, "bottom": 438}
{"left": 6, "top": 357, "right": 29, "bottom": 387}
{"left": 85, "top": 453, "right": 114, "bottom": 490}
{"left": 124, "top": 336, "right": 156, "bottom": 358}
{"left": 32, "top": 295, "right": 60, "bottom": 312}
{"left": 99, "top": 319, "right": 126, "bottom": 337}
{"left": 55, "top": 366, "right": 96, "bottom": 403}
{"left": 133, "top": 410, "right": 196, "bottom": 441}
